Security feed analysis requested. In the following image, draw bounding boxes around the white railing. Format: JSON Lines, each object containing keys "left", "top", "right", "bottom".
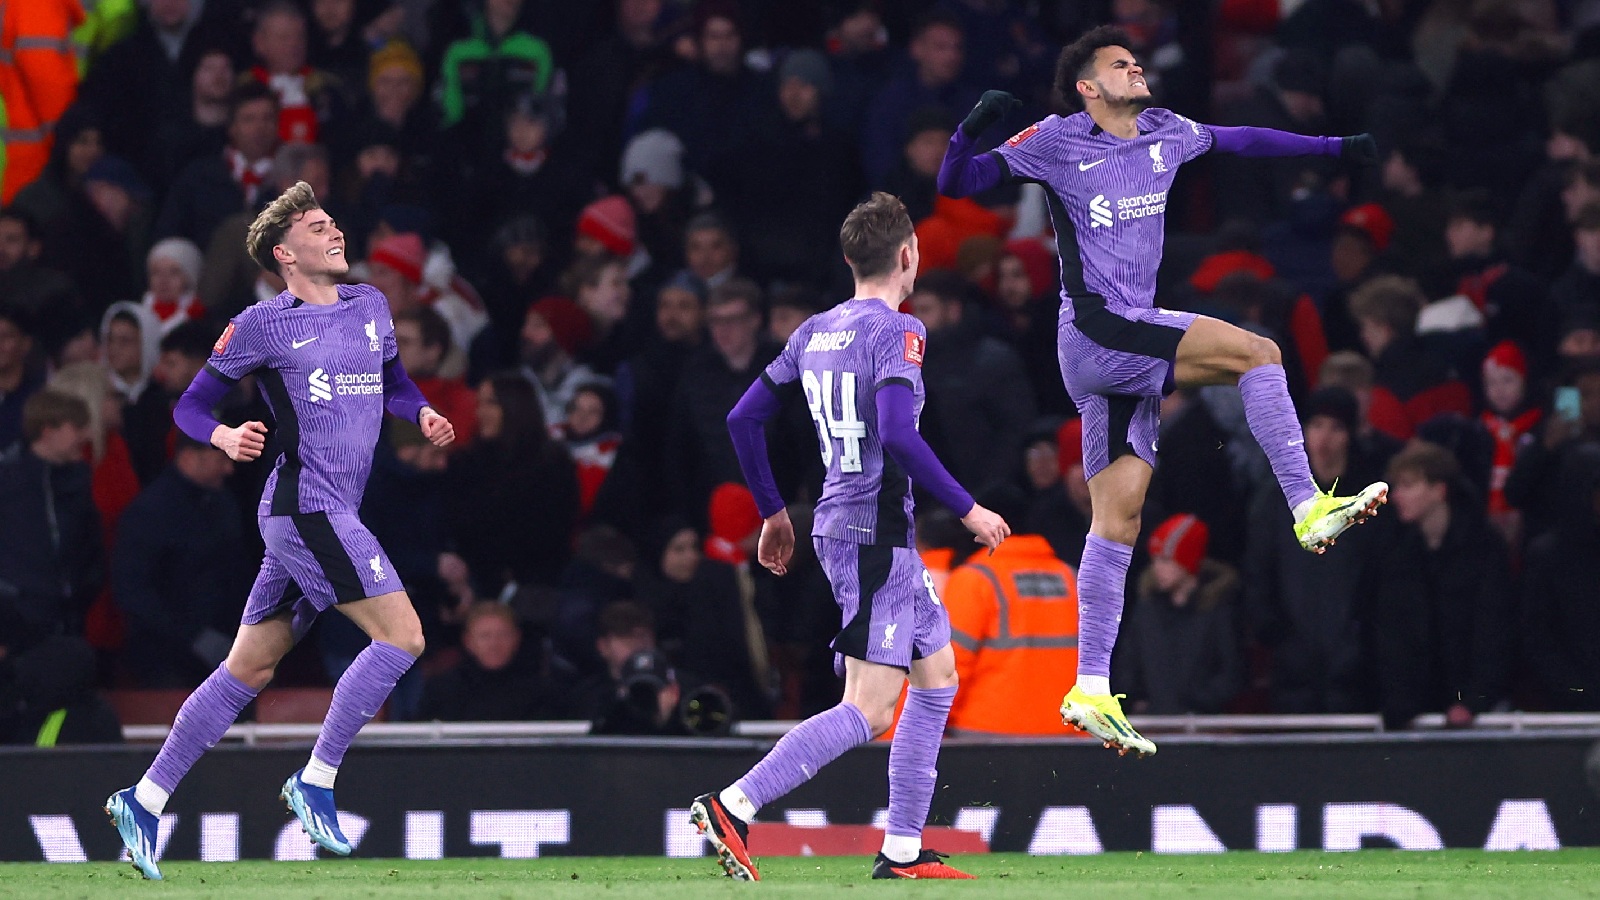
{"left": 119, "top": 711, "right": 1600, "bottom": 745}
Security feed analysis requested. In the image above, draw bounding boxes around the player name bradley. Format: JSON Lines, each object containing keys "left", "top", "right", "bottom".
{"left": 804, "top": 330, "right": 857, "bottom": 353}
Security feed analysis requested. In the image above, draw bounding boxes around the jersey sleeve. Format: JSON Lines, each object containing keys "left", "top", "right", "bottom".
{"left": 873, "top": 317, "right": 927, "bottom": 389}
{"left": 203, "top": 309, "right": 272, "bottom": 383}
{"left": 762, "top": 328, "right": 803, "bottom": 387}
{"left": 992, "top": 117, "right": 1059, "bottom": 182}
{"left": 1167, "top": 111, "right": 1215, "bottom": 163}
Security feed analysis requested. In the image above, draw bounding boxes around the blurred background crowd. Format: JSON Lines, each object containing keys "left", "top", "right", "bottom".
{"left": 4, "top": 0, "right": 1600, "bottom": 743}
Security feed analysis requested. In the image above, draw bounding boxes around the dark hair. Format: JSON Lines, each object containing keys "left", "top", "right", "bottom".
{"left": 558, "top": 253, "right": 626, "bottom": 298}
{"left": 768, "top": 284, "right": 819, "bottom": 314}
{"left": 23, "top": 390, "right": 89, "bottom": 443}
{"left": 839, "top": 191, "right": 914, "bottom": 279}
{"left": 0, "top": 205, "right": 41, "bottom": 243}
{"left": 395, "top": 306, "right": 452, "bottom": 353}
{"left": 575, "top": 525, "right": 636, "bottom": 572}
{"left": 911, "top": 269, "right": 969, "bottom": 306}
{"left": 685, "top": 210, "right": 734, "bottom": 241}
{"left": 596, "top": 599, "right": 653, "bottom": 639}
{"left": 160, "top": 321, "right": 219, "bottom": 358}
{"left": 227, "top": 80, "right": 279, "bottom": 126}
{"left": 1054, "top": 25, "right": 1135, "bottom": 111}
{"left": 1348, "top": 275, "right": 1425, "bottom": 336}
{"left": 484, "top": 372, "right": 548, "bottom": 456}
{"left": 1446, "top": 188, "right": 1496, "bottom": 227}
{"left": 1386, "top": 440, "right": 1461, "bottom": 486}
{"left": 568, "top": 381, "right": 618, "bottom": 432}
{"left": 910, "top": 9, "right": 963, "bottom": 42}
{"left": 494, "top": 214, "right": 546, "bottom": 251}
{"left": 708, "top": 276, "right": 763, "bottom": 315}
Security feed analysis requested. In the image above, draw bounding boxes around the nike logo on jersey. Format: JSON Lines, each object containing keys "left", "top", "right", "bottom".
{"left": 292, "top": 336, "right": 319, "bottom": 349}
{"left": 1288, "top": 439, "right": 1304, "bottom": 446}
{"left": 1078, "top": 159, "right": 1106, "bottom": 171}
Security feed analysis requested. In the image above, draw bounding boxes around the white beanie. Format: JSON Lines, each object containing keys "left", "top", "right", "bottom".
{"left": 147, "top": 237, "right": 204, "bottom": 289}
{"left": 621, "top": 128, "right": 685, "bottom": 190}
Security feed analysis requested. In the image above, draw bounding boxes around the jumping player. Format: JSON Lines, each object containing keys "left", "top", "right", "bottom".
{"left": 938, "top": 26, "right": 1388, "bottom": 758}
{"left": 689, "top": 193, "right": 1010, "bottom": 881}
{"left": 105, "top": 182, "right": 454, "bottom": 879}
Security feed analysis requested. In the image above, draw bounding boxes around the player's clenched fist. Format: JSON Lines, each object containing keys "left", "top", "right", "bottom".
{"left": 420, "top": 407, "right": 455, "bottom": 447}
{"left": 961, "top": 503, "right": 1011, "bottom": 553}
{"left": 212, "top": 421, "right": 268, "bottom": 461}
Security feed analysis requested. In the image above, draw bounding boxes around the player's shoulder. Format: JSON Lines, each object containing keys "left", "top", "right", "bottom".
{"left": 1003, "top": 113, "right": 1080, "bottom": 148}
{"left": 232, "top": 291, "right": 296, "bottom": 328}
{"left": 1139, "top": 107, "right": 1206, "bottom": 136}
{"left": 341, "top": 282, "right": 390, "bottom": 310}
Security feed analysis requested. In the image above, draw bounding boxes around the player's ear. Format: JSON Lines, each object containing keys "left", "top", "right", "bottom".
{"left": 272, "top": 243, "right": 293, "bottom": 268}
{"left": 1077, "top": 78, "right": 1096, "bottom": 102}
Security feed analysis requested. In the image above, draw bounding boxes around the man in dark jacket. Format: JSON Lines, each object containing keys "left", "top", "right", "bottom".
{"left": 1372, "top": 442, "right": 1514, "bottom": 729}
{"left": 1521, "top": 446, "right": 1600, "bottom": 709}
{"left": 0, "top": 391, "right": 101, "bottom": 656}
{"left": 0, "top": 636, "right": 122, "bottom": 746}
{"left": 909, "top": 270, "right": 1035, "bottom": 498}
{"left": 417, "top": 603, "right": 558, "bottom": 721}
{"left": 153, "top": 83, "right": 280, "bottom": 247}
{"left": 112, "top": 435, "right": 248, "bottom": 687}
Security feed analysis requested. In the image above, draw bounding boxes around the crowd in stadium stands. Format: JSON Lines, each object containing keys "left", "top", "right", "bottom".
{"left": 6, "top": 0, "right": 1600, "bottom": 743}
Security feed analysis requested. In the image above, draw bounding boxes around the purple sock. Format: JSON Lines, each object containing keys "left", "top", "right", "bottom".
{"left": 886, "top": 686, "right": 955, "bottom": 839}
{"left": 1239, "top": 363, "right": 1318, "bottom": 511}
{"left": 1078, "top": 534, "right": 1133, "bottom": 679}
{"left": 311, "top": 640, "right": 415, "bottom": 768}
{"left": 735, "top": 702, "right": 872, "bottom": 809}
{"left": 144, "top": 664, "right": 258, "bottom": 793}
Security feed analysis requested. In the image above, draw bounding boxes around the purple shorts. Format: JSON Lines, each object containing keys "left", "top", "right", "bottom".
{"left": 815, "top": 536, "right": 950, "bottom": 674}
{"left": 241, "top": 512, "right": 401, "bottom": 630}
{"left": 1058, "top": 303, "right": 1198, "bottom": 481}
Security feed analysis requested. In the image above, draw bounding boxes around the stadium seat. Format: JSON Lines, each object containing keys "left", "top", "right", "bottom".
{"left": 256, "top": 688, "right": 338, "bottom": 724}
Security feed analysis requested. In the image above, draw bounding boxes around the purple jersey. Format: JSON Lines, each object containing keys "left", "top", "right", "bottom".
{"left": 763, "top": 300, "right": 928, "bottom": 547}
{"left": 994, "top": 108, "right": 1213, "bottom": 323}
{"left": 205, "top": 283, "right": 397, "bottom": 516}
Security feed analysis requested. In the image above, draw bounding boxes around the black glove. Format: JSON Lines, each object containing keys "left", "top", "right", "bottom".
{"left": 1340, "top": 133, "right": 1379, "bottom": 165}
{"left": 961, "top": 90, "right": 1022, "bottom": 138}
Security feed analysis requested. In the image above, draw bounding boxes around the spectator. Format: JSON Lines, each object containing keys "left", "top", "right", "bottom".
{"left": 443, "top": 374, "right": 579, "bottom": 600}
{"left": 111, "top": 435, "right": 245, "bottom": 687}
{"left": 1439, "top": 190, "right": 1550, "bottom": 371}
{"left": 569, "top": 255, "right": 635, "bottom": 374}
{"left": 47, "top": 363, "right": 143, "bottom": 549}
{"left": 517, "top": 296, "right": 601, "bottom": 427}
{"left": 1244, "top": 388, "right": 1384, "bottom": 714}
{"left": 475, "top": 215, "right": 554, "bottom": 345}
{"left": 395, "top": 307, "right": 476, "bottom": 446}
{"left": 766, "top": 286, "right": 818, "bottom": 345}
{"left": 1521, "top": 445, "right": 1600, "bottom": 709}
{"left": 1122, "top": 514, "right": 1244, "bottom": 715}
{"left": 0, "top": 390, "right": 101, "bottom": 654}
{"left": 554, "top": 526, "right": 640, "bottom": 674}
{"left": 862, "top": 11, "right": 981, "bottom": 186}
{"left": 153, "top": 321, "right": 216, "bottom": 410}
{"left": 665, "top": 277, "right": 778, "bottom": 521}
{"left": 45, "top": 155, "right": 151, "bottom": 308}
{"left": 1378, "top": 132, "right": 1451, "bottom": 277}
{"left": 0, "top": 209, "right": 81, "bottom": 348}
{"left": 1212, "top": 50, "right": 1335, "bottom": 225}
{"left": 0, "top": 306, "right": 44, "bottom": 453}
{"left": 993, "top": 238, "right": 1067, "bottom": 415}
{"left": 944, "top": 508, "right": 1080, "bottom": 736}
{"left": 563, "top": 383, "right": 622, "bottom": 520}
{"left": 1321, "top": 203, "right": 1392, "bottom": 354}
{"left": 1318, "top": 350, "right": 1404, "bottom": 466}
{"left": 155, "top": 82, "right": 280, "bottom": 247}
{"left": 881, "top": 108, "right": 954, "bottom": 224}
{"left": 571, "top": 600, "right": 712, "bottom": 735}
{"left": 1506, "top": 361, "right": 1600, "bottom": 544}
{"left": 575, "top": 195, "right": 648, "bottom": 280}
{"left": 100, "top": 303, "right": 167, "bottom": 486}
{"left": 307, "top": 0, "right": 370, "bottom": 92}
{"left": 1372, "top": 442, "right": 1514, "bottom": 728}
{"left": 567, "top": 0, "right": 671, "bottom": 184}
{"left": 140, "top": 238, "right": 207, "bottom": 336}
{"left": 1477, "top": 341, "right": 1542, "bottom": 548}
{"left": 368, "top": 232, "right": 477, "bottom": 370}
{"left": 1349, "top": 275, "right": 1473, "bottom": 440}
{"left": 1551, "top": 203, "right": 1600, "bottom": 329}
{"left": 722, "top": 48, "right": 863, "bottom": 284}
{"left": 0, "top": 636, "right": 122, "bottom": 746}
{"left": 12, "top": 105, "right": 105, "bottom": 241}
{"left": 196, "top": 141, "right": 326, "bottom": 320}
{"left": 145, "top": 46, "right": 234, "bottom": 192}
{"left": 909, "top": 270, "right": 1035, "bottom": 498}
{"left": 347, "top": 41, "right": 435, "bottom": 175}
{"left": 680, "top": 212, "right": 740, "bottom": 293}
{"left": 620, "top": 129, "right": 696, "bottom": 277}
{"left": 1019, "top": 419, "right": 1090, "bottom": 565}
{"left": 416, "top": 602, "right": 559, "bottom": 721}
{"left": 1144, "top": 389, "right": 1248, "bottom": 565}
{"left": 0, "top": 0, "right": 84, "bottom": 204}
{"left": 634, "top": 4, "right": 774, "bottom": 179}
{"left": 437, "top": 0, "right": 557, "bottom": 151}
{"left": 245, "top": 0, "right": 347, "bottom": 146}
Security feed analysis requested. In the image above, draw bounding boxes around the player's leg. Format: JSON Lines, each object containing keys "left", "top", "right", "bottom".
{"left": 274, "top": 513, "right": 419, "bottom": 855}
{"left": 1170, "top": 315, "right": 1386, "bottom": 552}
{"left": 691, "top": 539, "right": 905, "bottom": 880}
{"left": 1057, "top": 412, "right": 1158, "bottom": 756}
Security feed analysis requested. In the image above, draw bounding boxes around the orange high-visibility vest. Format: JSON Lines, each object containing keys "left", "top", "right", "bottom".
{"left": 0, "top": 0, "right": 85, "bottom": 203}
{"left": 945, "top": 535, "right": 1082, "bottom": 736}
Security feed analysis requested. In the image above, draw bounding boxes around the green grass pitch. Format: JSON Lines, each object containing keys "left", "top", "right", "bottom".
{"left": 4, "top": 851, "right": 1600, "bottom": 898}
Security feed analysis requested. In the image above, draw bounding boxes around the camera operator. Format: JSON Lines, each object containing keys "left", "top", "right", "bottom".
{"left": 572, "top": 601, "right": 734, "bottom": 736}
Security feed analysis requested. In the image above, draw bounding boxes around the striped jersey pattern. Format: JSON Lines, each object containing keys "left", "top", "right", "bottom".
{"left": 994, "top": 107, "right": 1215, "bottom": 322}
{"left": 204, "top": 283, "right": 398, "bottom": 516}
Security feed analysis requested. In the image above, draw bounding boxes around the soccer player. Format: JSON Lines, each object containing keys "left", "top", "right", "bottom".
{"left": 104, "top": 182, "right": 455, "bottom": 880}
{"left": 689, "top": 193, "right": 1010, "bottom": 881}
{"left": 937, "top": 26, "right": 1388, "bottom": 758}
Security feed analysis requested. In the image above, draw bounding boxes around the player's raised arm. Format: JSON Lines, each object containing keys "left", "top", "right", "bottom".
{"left": 936, "top": 90, "right": 1022, "bottom": 198}
{"left": 1207, "top": 125, "right": 1379, "bottom": 163}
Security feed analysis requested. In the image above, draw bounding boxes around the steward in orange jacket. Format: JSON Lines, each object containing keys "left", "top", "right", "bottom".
{"left": 0, "top": 0, "right": 84, "bottom": 203}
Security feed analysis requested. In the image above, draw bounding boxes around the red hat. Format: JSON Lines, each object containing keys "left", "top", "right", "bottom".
{"left": 1057, "top": 417, "right": 1083, "bottom": 475}
{"left": 1483, "top": 340, "right": 1527, "bottom": 378}
{"left": 1003, "top": 238, "right": 1056, "bottom": 297}
{"left": 1188, "top": 249, "right": 1276, "bottom": 294}
{"left": 1148, "top": 513, "right": 1209, "bottom": 576}
{"left": 705, "top": 482, "right": 762, "bottom": 565}
{"left": 368, "top": 232, "right": 425, "bottom": 285}
{"left": 1339, "top": 203, "right": 1394, "bottom": 253}
{"left": 577, "top": 195, "right": 636, "bottom": 258}
{"left": 527, "top": 296, "right": 594, "bottom": 356}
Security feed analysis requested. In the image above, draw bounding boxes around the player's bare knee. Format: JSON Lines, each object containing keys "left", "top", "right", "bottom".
{"left": 386, "top": 630, "right": 425, "bottom": 658}
{"left": 225, "top": 657, "right": 275, "bottom": 691}
{"left": 1242, "top": 334, "right": 1281, "bottom": 370}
